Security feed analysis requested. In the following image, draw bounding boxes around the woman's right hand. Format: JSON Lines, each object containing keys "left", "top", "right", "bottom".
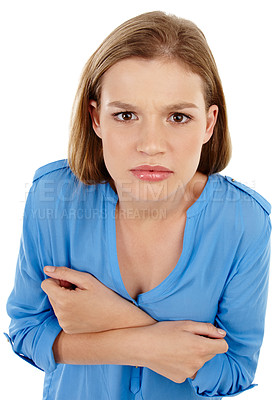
{"left": 139, "top": 320, "right": 228, "bottom": 384}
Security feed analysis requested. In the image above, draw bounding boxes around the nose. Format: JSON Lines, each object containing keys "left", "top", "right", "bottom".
{"left": 136, "top": 118, "right": 166, "bottom": 156}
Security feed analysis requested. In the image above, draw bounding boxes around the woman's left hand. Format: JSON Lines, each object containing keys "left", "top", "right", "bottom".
{"left": 41, "top": 266, "right": 139, "bottom": 334}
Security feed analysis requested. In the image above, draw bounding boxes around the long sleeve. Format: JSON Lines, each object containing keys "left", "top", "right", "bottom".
{"left": 6, "top": 181, "right": 62, "bottom": 373}
{"left": 190, "top": 208, "right": 271, "bottom": 397}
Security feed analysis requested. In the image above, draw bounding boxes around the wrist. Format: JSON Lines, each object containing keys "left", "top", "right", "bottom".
{"left": 119, "top": 302, "right": 157, "bottom": 329}
{"left": 99, "top": 299, "right": 157, "bottom": 332}
{"left": 118, "top": 324, "right": 157, "bottom": 368}
{"left": 94, "top": 325, "right": 155, "bottom": 367}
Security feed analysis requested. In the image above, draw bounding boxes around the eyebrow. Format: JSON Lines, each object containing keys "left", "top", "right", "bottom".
{"left": 107, "top": 101, "right": 199, "bottom": 111}
{"left": 107, "top": 101, "right": 137, "bottom": 110}
{"left": 162, "top": 102, "right": 199, "bottom": 111}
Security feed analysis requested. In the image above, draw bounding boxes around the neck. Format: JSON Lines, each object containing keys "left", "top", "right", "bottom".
{"left": 112, "top": 172, "right": 208, "bottom": 227}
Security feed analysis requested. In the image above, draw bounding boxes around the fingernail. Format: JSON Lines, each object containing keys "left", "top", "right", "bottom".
{"left": 217, "top": 329, "right": 226, "bottom": 335}
{"left": 44, "top": 266, "right": 56, "bottom": 273}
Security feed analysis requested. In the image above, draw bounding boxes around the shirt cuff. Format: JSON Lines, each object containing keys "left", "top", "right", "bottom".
{"left": 34, "top": 315, "right": 62, "bottom": 373}
{"left": 4, "top": 332, "right": 44, "bottom": 371}
{"left": 189, "top": 354, "right": 257, "bottom": 398}
{"left": 6, "top": 315, "right": 62, "bottom": 373}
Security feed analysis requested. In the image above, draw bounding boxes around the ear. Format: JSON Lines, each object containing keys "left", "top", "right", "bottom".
{"left": 203, "top": 105, "right": 219, "bottom": 144}
{"left": 89, "top": 100, "right": 102, "bottom": 139}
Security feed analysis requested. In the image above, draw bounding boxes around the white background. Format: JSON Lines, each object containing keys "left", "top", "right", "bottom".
{"left": 0, "top": 0, "right": 275, "bottom": 398}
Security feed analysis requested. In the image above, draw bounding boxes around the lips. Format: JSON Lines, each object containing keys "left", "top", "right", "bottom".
{"left": 130, "top": 165, "right": 173, "bottom": 172}
{"left": 130, "top": 165, "right": 173, "bottom": 182}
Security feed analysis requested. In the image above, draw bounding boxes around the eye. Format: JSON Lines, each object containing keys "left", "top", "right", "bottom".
{"left": 168, "top": 113, "right": 191, "bottom": 124}
{"left": 113, "top": 112, "right": 138, "bottom": 121}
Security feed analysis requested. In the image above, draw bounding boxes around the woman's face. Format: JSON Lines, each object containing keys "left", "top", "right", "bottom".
{"left": 90, "top": 58, "right": 218, "bottom": 204}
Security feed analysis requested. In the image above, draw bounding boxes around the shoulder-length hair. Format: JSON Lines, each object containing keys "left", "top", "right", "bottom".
{"left": 68, "top": 11, "right": 231, "bottom": 185}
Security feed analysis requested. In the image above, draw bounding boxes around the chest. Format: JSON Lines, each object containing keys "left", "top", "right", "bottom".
{"left": 115, "top": 219, "right": 186, "bottom": 301}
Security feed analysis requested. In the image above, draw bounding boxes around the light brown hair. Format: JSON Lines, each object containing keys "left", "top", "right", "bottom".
{"left": 68, "top": 10, "right": 231, "bottom": 185}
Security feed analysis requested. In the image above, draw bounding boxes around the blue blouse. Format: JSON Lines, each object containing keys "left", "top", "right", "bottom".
{"left": 6, "top": 159, "right": 271, "bottom": 400}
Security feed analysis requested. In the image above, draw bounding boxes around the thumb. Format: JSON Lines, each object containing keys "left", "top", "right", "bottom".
{"left": 44, "top": 266, "right": 89, "bottom": 290}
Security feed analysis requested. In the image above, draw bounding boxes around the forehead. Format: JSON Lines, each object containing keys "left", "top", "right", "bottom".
{"left": 100, "top": 57, "right": 205, "bottom": 107}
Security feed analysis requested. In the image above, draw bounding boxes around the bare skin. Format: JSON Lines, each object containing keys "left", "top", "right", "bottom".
{"left": 41, "top": 57, "right": 227, "bottom": 384}
{"left": 41, "top": 266, "right": 157, "bottom": 334}
{"left": 42, "top": 266, "right": 228, "bottom": 383}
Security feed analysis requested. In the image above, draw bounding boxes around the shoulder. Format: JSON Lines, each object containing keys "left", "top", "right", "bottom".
{"left": 223, "top": 175, "right": 271, "bottom": 216}
{"left": 209, "top": 174, "right": 271, "bottom": 248}
{"left": 210, "top": 174, "right": 271, "bottom": 216}
{"left": 32, "top": 159, "right": 70, "bottom": 183}
{"left": 30, "top": 159, "right": 79, "bottom": 204}
{"left": 29, "top": 159, "right": 108, "bottom": 210}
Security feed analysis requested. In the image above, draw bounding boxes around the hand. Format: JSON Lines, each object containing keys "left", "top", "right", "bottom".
{"left": 41, "top": 266, "right": 143, "bottom": 334}
{"left": 138, "top": 320, "right": 228, "bottom": 384}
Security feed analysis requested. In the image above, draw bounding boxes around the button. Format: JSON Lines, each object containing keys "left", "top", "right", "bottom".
{"left": 231, "top": 178, "right": 235, "bottom": 182}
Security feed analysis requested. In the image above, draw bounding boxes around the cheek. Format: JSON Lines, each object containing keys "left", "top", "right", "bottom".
{"left": 100, "top": 130, "right": 128, "bottom": 176}
{"left": 176, "top": 132, "right": 204, "bottom": 157}
{"left": 173, "top": 132, "right": 205, "bottom": 173}
{"left": 100, "top": 121, "right": 116, "bottom": 152}
{"left": 101, "top": 119, "right": 135, "bottom": 155}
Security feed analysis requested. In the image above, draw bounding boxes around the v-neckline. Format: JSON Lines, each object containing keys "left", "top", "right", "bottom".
{"left": 106, "top": 174, "right": 214, "bottom": 305}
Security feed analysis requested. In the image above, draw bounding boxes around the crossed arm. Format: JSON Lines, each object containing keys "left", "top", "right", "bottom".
{"left": 41, "top": 266, "right": 228, "bottom": 383}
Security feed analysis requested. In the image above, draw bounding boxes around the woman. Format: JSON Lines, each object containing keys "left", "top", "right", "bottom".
{"left": 6, "top": 10, "right": 271, "bottom": 400}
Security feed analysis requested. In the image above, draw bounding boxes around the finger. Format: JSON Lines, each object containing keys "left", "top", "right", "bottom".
{"left": 41, "top": 277, "right": 66, "bottom": 299}
{"left": 182, "top": 321, "right": 226, "bottom": 339}
{"left": 203, "top": 337, "right": 229, "bottom": 355}
{"left": 44, "top": 266, "right": 89, "bottom": 289}
{"left": 43, "top": 274, "right": 75, "bottom": 290}
{"left": 59, "top": 280, "right": 76, "bottom": 289}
